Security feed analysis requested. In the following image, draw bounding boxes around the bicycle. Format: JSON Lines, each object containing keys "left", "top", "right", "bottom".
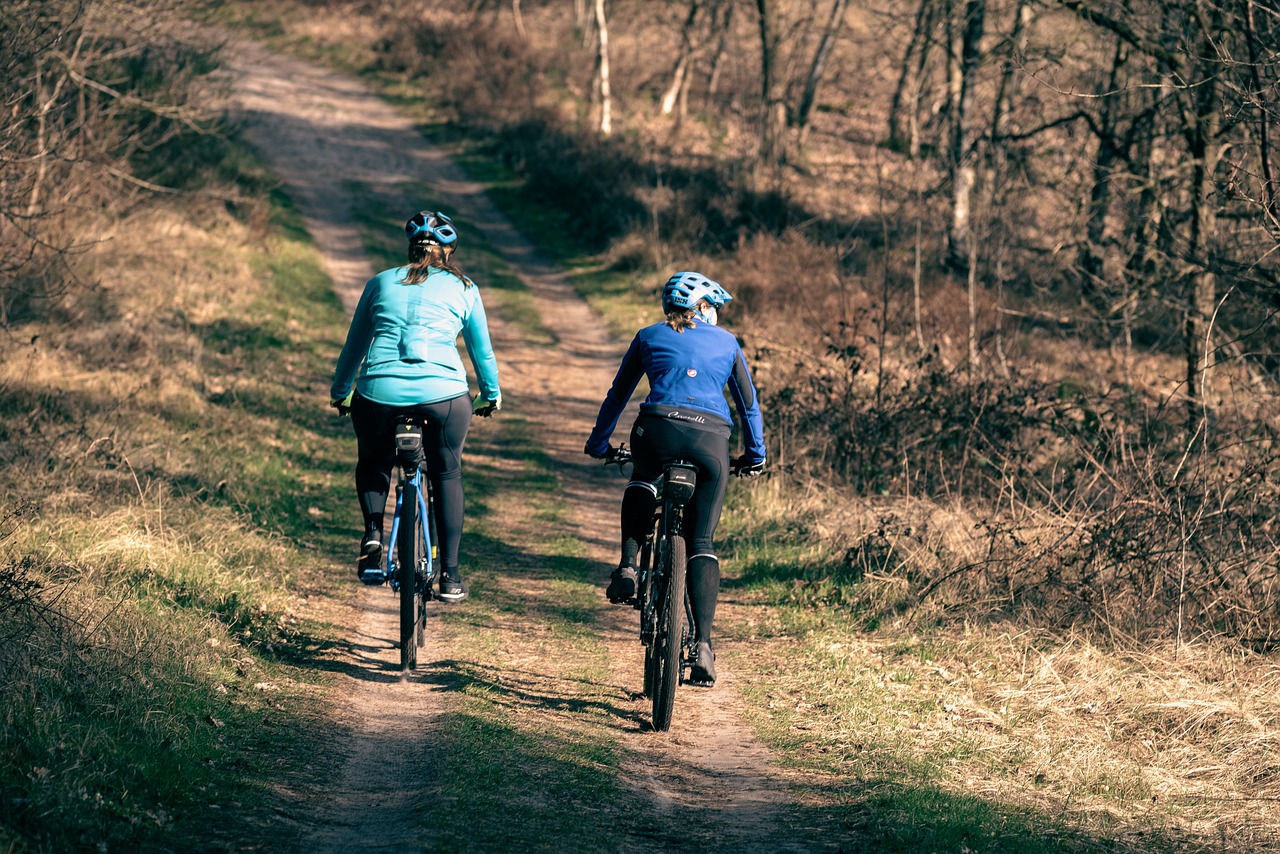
{"left": 605, "top": 444, "right": 699, "bottom": 732}
{"left": 384, "top": 417, "right": 437, "bottom": 674}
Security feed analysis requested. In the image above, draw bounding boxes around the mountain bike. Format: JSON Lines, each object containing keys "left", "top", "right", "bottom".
{"left": 386, "top": 417, "right": 437, "bottom": 674}
{"left": 605, "top": 444, "right": 698, "bottom": 732}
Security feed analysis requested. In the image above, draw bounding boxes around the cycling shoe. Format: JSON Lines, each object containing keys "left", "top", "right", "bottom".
{"left": 438, "top": 569, "right": 468, "bottom": 603}
{"left": 606, "top": 565, "right": 638, "bottom": 604}
{"left": 688, "top": 640, "right": 716, "bottom": 687}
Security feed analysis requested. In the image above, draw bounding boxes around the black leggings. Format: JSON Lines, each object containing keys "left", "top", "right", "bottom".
{"left": 350, "top": 392, "right": 472, "bottom": 572}
{"left": 622, "top": 413, "right": 729, "bottom": 558}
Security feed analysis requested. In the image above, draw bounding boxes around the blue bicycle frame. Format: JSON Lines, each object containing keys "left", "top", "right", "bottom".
{"left": 387, "top": 466, "right": 434, "bottom": 592}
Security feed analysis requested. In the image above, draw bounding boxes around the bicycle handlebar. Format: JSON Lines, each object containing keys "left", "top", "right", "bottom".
{"left": 729, "top": 456, "right": 766, "bottom": 478}
{"left": 602, "top": 443, "right": 632, "bottom": 468}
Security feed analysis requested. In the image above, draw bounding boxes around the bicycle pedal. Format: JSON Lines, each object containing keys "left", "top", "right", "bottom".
{"left": 358, "top": 568, "right": 388, "bottom": 586}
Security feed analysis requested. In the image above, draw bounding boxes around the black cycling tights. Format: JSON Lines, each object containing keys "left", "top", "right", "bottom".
{"left": 350, "top": 392, "right": 472, "bottom": 572}
{"left": 621, "top": 413, "right": 729, "bottom": 559}
{"left": 621, "top": 414, "right": 728, "bottom": 642}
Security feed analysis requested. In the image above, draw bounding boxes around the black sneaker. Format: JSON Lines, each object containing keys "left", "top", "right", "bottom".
{"left": 688, "top": 640, "right": 716, "bottom": 687}
{"left": 361, "top": 530, "right": 383, "bottom": 561}
{"left": 606, "top": 565, "right": 638, "bottom": 604}
{"left": 438, "top": 569, "right": 468, "bottom": 603}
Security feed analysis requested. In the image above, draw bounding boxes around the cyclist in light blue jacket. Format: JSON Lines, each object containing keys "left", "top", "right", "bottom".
{"left": 331, "top": 211, "right": 501, "bottom": 602}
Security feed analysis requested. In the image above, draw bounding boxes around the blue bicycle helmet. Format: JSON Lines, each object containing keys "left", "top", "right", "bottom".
{"left": 405, "top": 210, "right": 458, "bottom": 248}
{"left": 661, "top": 271, "right": 732, "bottom": 315}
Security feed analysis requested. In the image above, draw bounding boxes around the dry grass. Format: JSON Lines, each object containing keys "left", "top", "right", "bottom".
{"left": 715, "top": 473, "right": 1280, "bottom": 849}
{"left": 0, "top": 146, "right": 353, "bottom": 848}
{"left": 726, "top": 596, "right": 1280, "bottom": 849}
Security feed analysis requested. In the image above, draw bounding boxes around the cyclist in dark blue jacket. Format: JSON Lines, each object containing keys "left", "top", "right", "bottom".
{"left": 585, "top": 271, "right": 766, "bottom": 687}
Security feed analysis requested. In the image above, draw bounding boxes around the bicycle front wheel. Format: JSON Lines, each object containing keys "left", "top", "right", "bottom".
{"left": 398, "top": 478, "right": 421, "bottom": 673}
{"left": 643, "top": 637, "right": 658, "bottom": 700}
{"left": 651, "top": 534, "right": 686, "bottom": 732}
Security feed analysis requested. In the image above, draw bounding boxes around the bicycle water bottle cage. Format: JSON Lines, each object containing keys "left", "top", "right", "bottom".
{"left": 394, "top": 420, "right": 424, "bottom": 469}
{"left": 663, "top": 463, "right": 698, "bottom": 507}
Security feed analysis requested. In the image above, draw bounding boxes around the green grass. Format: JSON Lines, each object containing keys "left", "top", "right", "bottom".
{"left": 0, "top": 134, "right": 351, "bottom": 852}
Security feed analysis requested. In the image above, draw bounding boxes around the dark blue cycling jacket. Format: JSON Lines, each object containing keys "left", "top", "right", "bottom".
{"left": 586, "top": 320, "right": 767, "bottom": 463}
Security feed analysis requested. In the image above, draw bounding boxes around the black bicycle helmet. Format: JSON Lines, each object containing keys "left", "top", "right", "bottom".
{"left": 405, "top": 210, "right": 458, "bottom": 248}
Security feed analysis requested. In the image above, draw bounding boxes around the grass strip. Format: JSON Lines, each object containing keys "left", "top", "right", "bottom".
{"left": 0, "top": 134, "right": 353, "bottom": 852}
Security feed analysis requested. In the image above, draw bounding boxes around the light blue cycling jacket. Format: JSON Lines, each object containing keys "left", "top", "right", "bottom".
{"left": 330, "top": 266, "right": 500, "bottom": 407}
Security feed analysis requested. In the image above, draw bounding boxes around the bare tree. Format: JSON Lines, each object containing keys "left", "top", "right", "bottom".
{"left": 704, "top": 0, "right": 736, "bottom": 101}
{"left": 1, "top": 0, "right": 219, "bottom": 325}
{"left": 888, "top": 0, "right": 940, "bottom": 157}
{"left": 1179, "top": 0, "right": 1224, "bottom": 430}
{"left": 592, "top": 0, "right": 613, "bottom": 134}
{"left": 661, "top": 0, "right": 702, "bottom": 117}
{"left": 511, "top": 0, "right": 526, "bottom": 38}
{"left": 945, "top": 0, "right": 986, "bottom": 273}
{"left": 1241, "top": 0, "right": 1278, "bottom": 228}
{"left": 756, "top": 0, "right": 789, "bottom": 164}
{"left": 792, "top": 0, "right": 850, "bottom": 146}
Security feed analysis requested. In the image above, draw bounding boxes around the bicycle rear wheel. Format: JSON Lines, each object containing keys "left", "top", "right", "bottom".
{"left": 398, "top": 477, "right": 421, "bottom": 673}
{"left": 650, "top": 534, "right": 686, "bottom": 731}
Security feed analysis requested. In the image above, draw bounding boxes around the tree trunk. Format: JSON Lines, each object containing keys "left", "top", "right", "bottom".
{"left": 1243, "top": 0, "right": 1278, "bottom": 228}
{"left": 1080, "top": 37, "right": 1126, "bottom": 310}
{"left": 661, "top": 1, "right": 701, "bottom": 116}
{"left": 946, "top": 0, "right": 986, "bottom": 272}
{"left": 511, "top": 0, "right": 526, "bottom": 38}
{"left": 888, "top": 0, "right": 935, "bottom": 153}
{"left": 794, "top": 0, "right": 850, "bottom": 144}
{"left": 988, "top": 0, "right": 1027, "bottom": 147}
{"left": 706, "top": 0, "right": 734, "bottom": 100}
{"left": 755, "top": 0, "right": 788, "bottom": 164}
{"left": 594, "top": 0, "right": 613, "bottom": 135}
{"left": 1182, "top": 12, "right": 1222, "bottom": 432}
{"left": 575, "top": 0, "right": 592, "bottom": 47}
{"left": 662, "top": 55, "right": 690, "bottom": 117}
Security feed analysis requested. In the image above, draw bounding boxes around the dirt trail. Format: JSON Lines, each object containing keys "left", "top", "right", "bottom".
{"left": 224, "top": 39, "right": 821, "bottom": 853}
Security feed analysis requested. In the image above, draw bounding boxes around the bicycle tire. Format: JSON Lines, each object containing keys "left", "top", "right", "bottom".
{"left": 398, "top": 475, "right": 420, "bottom": 673}
{"left": 651, "top": 534, "right": 686, "bottom": 731}
{"left": 416, "top": 483, "right": 433, "bottom": 650}
{"left": 643, "top": 639, "right": 658, "bottom": 699}
{"left": 639, "top": 534, "right": 657, "bottom": 698}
